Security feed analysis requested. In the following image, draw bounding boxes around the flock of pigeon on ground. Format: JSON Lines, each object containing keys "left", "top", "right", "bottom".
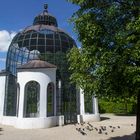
{"left": 74, "top": 122, "right": 134, "bottom": 136}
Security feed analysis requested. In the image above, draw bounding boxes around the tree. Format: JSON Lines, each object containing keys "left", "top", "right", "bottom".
{"left": 67, "top": 0, "right": 140, "bottom": 139}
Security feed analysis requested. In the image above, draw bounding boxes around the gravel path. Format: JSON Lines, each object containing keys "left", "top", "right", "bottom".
{"left": 0, "top": 114, "right": 136, "bottom": 140}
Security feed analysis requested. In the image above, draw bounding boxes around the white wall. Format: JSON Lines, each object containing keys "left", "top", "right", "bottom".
{"left": 17, "top": 68, "right": 56, "bottom": 118}
{"left": 77, "top": 88, "right": 100, "bottom": 123}
{"left": 16, "top": 116, "right": 59, "bottom": 129}
{"left": 17, "top": 68, "right": 56, "bottom": 86}
{"left": 11, "top": 67, "right": 61, "bottom": 129}
{"left": 0, "top": 75, "right": 6, "bottom": 117}
{"left": 80, "top": 114, "right": 100, "bottom": 122}
{"left": 0, "top": 115, "right": 64, "bottom": 129}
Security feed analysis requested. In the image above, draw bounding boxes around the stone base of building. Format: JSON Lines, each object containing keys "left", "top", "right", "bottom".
{"left": 0, "top": 115, "right": 64, "bottom": 129}
{"left": 77, "top": 113, "right": 100, "bottom": 123}
{"left": 0, "top": 114, "right": 100, "bottom": 129}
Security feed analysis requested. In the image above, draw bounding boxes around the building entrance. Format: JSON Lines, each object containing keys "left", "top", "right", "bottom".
{"left": 62, "top": 89, "right": 77, "bottom": 124}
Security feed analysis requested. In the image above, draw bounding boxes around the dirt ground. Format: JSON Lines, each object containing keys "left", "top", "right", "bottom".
{"left": 0, "top": 114, "right": 136, "bottom": 140}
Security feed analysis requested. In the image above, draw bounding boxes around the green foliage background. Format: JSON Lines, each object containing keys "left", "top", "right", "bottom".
{"left": 67, "top": 0, "right": 140, "bottom": 138}
{"left": 67, "top": 0, "right": 140, "bottom": 98}
{"left": 99, "top": 97, "right": 136, "bottom": 114}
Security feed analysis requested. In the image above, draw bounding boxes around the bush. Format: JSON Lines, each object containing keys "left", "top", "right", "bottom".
{"left": 99, "top": 97, "right": 136, "bottom": 114}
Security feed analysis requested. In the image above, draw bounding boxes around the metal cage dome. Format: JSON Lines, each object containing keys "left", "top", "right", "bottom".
{"left": 6, "top": 4, "right": 76, "bottom": 75}
{"left": 33, "top": 4, "right": 58, "bottom": 27}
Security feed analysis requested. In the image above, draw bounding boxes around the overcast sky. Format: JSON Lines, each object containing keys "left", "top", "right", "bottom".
{"left": 0, "top": 0, "right": 79, "bottom": 70}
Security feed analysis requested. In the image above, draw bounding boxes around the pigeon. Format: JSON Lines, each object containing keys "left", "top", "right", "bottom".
{"left": 98, "top": 129, "right": 102, "bottom": 134}
{"left": 113, "top": 127, "right": 116, "bottom": 129}
{"left": 81, "top": 123, "right": 84, "bottom": 126}
{"left": 86, "top": 126, "right": 93, "bottom": 131}
{"left": 94, "top": 127, "right": 98, "bottom": 131}
{"left": 101, "top": 126, "right": 106, "bottom": 131}
{"left": 76, "top": 128, "right": 79, "bottom": 132}
{"left": 118, "top": 126, "right": 120, "bottom": 129}
{"left": 79, "top": 128, "right": 81, "bottom": 131}
{"left": 111, "top": 129, "right": 114, "bottom": 132}
{"left": 80, "top": 131, "right": 87, "bottom": 135}
{"left": 76, "top": 128, "right": 87, "bottom": 135}
{"left": 79, "top": 128, "right": 87, "bottom": 135}
{"left": 105, "top": 132, "right": 108, "bottom": 135}
{"left": 87, "top": 122, "right": 93, "bottom": 128}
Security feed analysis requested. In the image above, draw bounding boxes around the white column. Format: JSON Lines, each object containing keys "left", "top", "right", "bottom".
{"left": 16, "top": 84, "right": 20, "bottom": 117}
{"left": 92, "top": 96, "right": 99, "bottom": 114}
{"left": 79, "top": 88, "right": 85, "bottom": 115}
{"left": 0, "top": 76, "right": 6, "bottom": 117}
{"left": 57, "top": 80, "right": 61, "bottom": 115}
{"left": 18, "top": 84, "right": 25, "bottom": 118}
{"left": 40, "top": 83, "right": 47, "bottom": 117}
{"left": 54, "top": 84, "right": 56, "bottom": 116}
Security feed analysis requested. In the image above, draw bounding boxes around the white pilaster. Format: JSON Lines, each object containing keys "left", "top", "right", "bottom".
{"left": 92, "top": 96, "right": 99, "bottom": 114}
{"left": 79, "top": 88, "right": 85, "bottom": 115}
{"left": 40, "top": 83, "right": 47, "bottom": 117}
{"left": 0, "top": 75, "right": 6, "bottom": 117}
{"left": 54, "top": 84, "right": 56, "bottom": 116}
{"left": 18, "top": 84, "right": 25, "bottom": 118}
{"left": 58, "top": 80, "right": 61, "bottom": 115}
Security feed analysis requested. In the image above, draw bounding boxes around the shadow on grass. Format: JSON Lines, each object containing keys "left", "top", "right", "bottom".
{"left": 108, "top": 132, "right": 135, "bottom": 140}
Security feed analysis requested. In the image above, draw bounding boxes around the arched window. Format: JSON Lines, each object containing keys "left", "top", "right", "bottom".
{"left": 47, "top": 82, "right": 54, "bottom": 117}
{"left": 24, "top": 81, "right": 40, "bottom": 117}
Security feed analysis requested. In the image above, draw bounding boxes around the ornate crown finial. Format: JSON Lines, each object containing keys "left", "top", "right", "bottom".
{"left": 44, "top": 4, "right": 48, "bottom": 12}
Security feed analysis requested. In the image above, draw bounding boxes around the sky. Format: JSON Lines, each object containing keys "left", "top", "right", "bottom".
{"left": 0, "top": 0, "right": 79, "bottom": 71}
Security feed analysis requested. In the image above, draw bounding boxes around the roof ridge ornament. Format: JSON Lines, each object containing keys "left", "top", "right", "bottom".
{"left": 44, "top": 4, "right": 48, "bottom": 12}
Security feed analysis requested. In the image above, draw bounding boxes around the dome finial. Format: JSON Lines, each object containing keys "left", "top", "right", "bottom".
{"left": 44, "top": 4, "right": 48, "bottom": 12}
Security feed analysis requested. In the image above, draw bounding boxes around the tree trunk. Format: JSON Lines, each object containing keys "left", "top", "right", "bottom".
{"left": 136, "top": 94, "right": 140, "bottom": 140}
